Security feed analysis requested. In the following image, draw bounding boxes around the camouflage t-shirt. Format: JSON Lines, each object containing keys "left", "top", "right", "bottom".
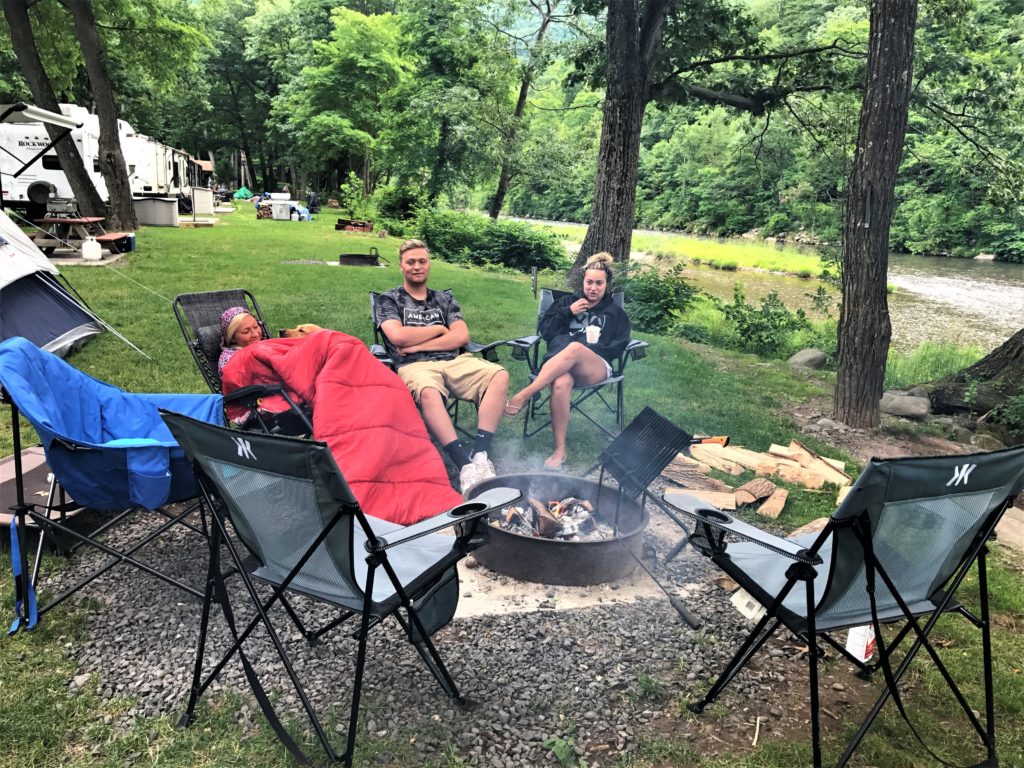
{"left": 377, "top": 287, "right": 464, "bottom": 366}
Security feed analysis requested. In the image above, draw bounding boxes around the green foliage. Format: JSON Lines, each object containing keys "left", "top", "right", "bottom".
{"left": 883, "top": 341, "right": 983, "bottom": 390}
{"left": 416, "top": 209, "right": 564, "bottom": 271}
{"left": 721, "top": 285, "right": 809, "bottom": 357}
{"left": 990, "top": 394, "right": 1024, "bottom": 433}
{"left": 621, "top": 265, "right": 698, "bottom": 333}
{"left": 376, "top": 185, "right": 425, "bottom": 220}
{"left": 543, "top": 735, "right": 585, "bottom": 767}
{"left": 336, "top": 172, "right": 367, "bottom": 218}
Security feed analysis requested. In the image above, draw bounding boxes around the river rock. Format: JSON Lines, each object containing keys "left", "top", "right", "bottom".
{"left": 788, "top": 349, "right": 827, "bottom": 370}
{"left": 880, "top": 392, "right": 931, "bottom": 418}
{"left": 970, "top": 433, "right": 1006, "bottom": 451}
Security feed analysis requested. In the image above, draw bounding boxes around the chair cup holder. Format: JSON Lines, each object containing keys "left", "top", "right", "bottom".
{"left": 510, "top": 346, "right": 527, "bottom": 361}
{"left": 697, "top": 508, "right": 730, "bottom": 523}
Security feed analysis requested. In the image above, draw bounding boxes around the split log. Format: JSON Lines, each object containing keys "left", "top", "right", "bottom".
{"left": 682, "top": 490, "right": 737, "bottom": 510}
{"left": 735, "top": 478, "right": 777, "bottom": 500}
{"left": 689, "top": 445, "right": 744, "bottom": 475}
{"left": 757, "top": 488, "right": 789, "bottom": 519}
{"left": 789, "top": 517, "right": 830, "bottom": 537}
{"left": 785, "top": 440, "right": 852, "bottom": 487}
{"left": 776, "top": 464, "right": 826, "bottom": 489}
{"left": 734, "top": 490, "right": 757, "bottom": 507}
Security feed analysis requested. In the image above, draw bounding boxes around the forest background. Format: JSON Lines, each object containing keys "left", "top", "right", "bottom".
{"left": 1, "top": 0, "right": 1021, "bottom": 263}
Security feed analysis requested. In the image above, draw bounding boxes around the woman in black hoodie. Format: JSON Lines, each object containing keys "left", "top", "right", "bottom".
{"left": 503, "top": 253, "right": 630, "bottom": 469}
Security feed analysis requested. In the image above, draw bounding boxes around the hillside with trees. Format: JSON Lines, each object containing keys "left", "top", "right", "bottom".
{"left": 3, "top": 0, "right": 1019, "bottom": 261}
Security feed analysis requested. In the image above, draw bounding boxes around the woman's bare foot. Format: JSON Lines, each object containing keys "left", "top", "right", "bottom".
{"left": 543, "top": 452, "right": 566, "bottom": 470}
{"left": 503, "top": 394, "right": 527, "bottom": 417}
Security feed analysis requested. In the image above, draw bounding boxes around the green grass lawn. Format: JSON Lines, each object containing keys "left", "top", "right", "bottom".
{"left": 1, "top": 212, "right": 1021, "bottom": 767}
{"left": 536, "top": 221, "right": 827, "bottom": 276}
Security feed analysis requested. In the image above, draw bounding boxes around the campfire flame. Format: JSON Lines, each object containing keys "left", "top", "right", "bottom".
{"left": 496, "top": 496, "right": 615, "bottom": 541}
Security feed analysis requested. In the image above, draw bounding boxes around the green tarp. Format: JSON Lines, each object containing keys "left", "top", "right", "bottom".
{"left": 233, "top": 186, "right": 253, "bottom": 200}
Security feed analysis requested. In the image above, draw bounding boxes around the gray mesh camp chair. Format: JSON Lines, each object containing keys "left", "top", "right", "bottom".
{"left": 173, "top": 289, "right": 312, "bottom": 435}
{"left": 506, "top": 288, "right": 648, "bottom": 439}
{"left": 161, "top": 410, "right": 520, "bottom": 766}
{"left": 664, "top": 445, "right": 1024, "bottom": 768}
{"left": 369, "top": 289, "right": 505, "bottom": 439}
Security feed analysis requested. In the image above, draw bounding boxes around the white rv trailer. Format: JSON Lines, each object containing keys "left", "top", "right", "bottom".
{"left": 0, "top": 103, "right": 199, "bottom": 208}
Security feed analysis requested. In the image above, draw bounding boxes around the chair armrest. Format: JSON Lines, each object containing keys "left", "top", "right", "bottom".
{"left": 626, "top": 338, "right": 649, "bottom": 359}
{"left": 369, "top": 343, "right": 394, "bottom": 367}
{"left": 369, "top": 487, "right": 522, "bottom": 551}
{"left": 662, "top": 491, "right": 821, "bottom": 564}
{"left": 506, "top": 335, "right": 540, "bottom": 350}
{"left": 464, "top": 339, "right": 506, "bottom": 362}
{"left": 224, "top": 384, "right": 286, "bottom": 406}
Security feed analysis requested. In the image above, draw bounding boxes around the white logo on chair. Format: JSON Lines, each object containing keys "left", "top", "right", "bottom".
{"left": 946, "top": 463, "right": 977, "bottom": 487}
{"left": 232, "top": 436, "right": 256, "bottom": 461}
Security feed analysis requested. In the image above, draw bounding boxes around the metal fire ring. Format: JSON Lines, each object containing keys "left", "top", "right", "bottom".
{"left": 467, "top": 472, "right": 649, "bottom": 586}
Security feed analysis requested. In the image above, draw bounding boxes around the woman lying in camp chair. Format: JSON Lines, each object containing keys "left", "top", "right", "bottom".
{"left": 219, "top": 328, "right": 464, "bottom": 526}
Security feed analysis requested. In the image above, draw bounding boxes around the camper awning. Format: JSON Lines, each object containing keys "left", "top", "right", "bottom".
{"left": 0, "top": 103, "right": 82, "bottom": 129}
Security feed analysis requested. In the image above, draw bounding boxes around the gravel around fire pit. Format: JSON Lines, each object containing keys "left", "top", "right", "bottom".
{"left": 38, "top": 486, "right": 825, "bottom": 767}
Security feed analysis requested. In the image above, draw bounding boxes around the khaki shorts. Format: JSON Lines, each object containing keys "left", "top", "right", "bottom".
{"left": 397, "top": 354, "right": 504, "bottom": 404}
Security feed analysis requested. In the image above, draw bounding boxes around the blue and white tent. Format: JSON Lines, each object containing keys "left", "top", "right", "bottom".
{"left": 0, "top": 207, "right": 103, "bottom": 356}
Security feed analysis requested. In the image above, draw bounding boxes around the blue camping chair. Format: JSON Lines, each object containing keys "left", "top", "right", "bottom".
{"left": 0, "top": 336, "right": 224, "bottom": 632}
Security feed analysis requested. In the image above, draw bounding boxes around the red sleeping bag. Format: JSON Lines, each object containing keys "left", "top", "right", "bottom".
{"left": 221, "top": 330, "right": 462, "bottom": 524}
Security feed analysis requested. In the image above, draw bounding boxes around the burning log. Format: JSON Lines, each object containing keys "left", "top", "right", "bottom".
{"left": 495, "top": 495, "right": 614, "bottom": 541}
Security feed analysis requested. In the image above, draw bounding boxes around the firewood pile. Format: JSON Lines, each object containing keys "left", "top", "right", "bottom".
{"left": 661, "top": 439, "right": 852, "bottom": 519}
{"left": 495, "top": 496, "right": 615, "bottom": 541}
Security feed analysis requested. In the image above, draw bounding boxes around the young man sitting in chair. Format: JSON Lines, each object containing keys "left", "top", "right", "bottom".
{"left": 377, "top": 239, "right": 510, "bottom": 493}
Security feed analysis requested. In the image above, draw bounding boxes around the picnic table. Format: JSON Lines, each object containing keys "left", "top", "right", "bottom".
{"left": 32, "top": 215, "right": 130, "bottom": 257}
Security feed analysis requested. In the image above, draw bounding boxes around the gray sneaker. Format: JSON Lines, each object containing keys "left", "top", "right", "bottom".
{"left": 472, "top": 451, "right": 496, "bottom": 482}
{"left": 459, "top": 460, "right": 481, "bottom": 495}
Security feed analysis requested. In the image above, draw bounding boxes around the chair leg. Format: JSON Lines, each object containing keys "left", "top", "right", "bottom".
{"left": 394, "top": 611, "right": 461, "bottom": 700}
{"left": 804, "top": 579, "right": 823, "bottom": 768}
{"left": 180, "top": 505, "right": 219, "bottom": 728}
{"left": 344, "top": 569, "right": 378, "bottom": 768}
{"left": 977, "top": 548, "right": 998, "bottom": 763}
{"left": 616, "top": 380, "right": 624, "bottom": 433}
{"left": 689, "top": 615, "right": 781, "bottom": 712}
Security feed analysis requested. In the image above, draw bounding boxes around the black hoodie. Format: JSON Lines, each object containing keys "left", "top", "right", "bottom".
{"left": 539, "top": 291, "right": 631, "bottom": 365}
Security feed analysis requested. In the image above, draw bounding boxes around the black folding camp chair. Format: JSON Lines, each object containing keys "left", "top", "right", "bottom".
{"left": 161, "top": 410, "right": 520, "bottom": 766}
{"left": 369, "top": 289, "right": 505, "bottom": 439}
{"left": 664, "top": 445, "right": 1024, "bottom": 767}
{"left": 173, "top": 288, "right": 312, "bottom": 435}
{"left": 506, "top": 288, "right": 648, "bottom": 439}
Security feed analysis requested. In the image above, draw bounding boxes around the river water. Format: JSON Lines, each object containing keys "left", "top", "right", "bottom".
{"left": 515, "top": 217, "right": 1022, "bottom": 352}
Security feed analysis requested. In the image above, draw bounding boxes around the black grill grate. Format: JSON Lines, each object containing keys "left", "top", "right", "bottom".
{"left": 598, "top": 406, "right": 693, "bottom": 499}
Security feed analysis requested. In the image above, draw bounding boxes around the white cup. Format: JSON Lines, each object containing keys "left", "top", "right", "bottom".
{"left": 585, "top": 325, "right": 600, "bottom": 344}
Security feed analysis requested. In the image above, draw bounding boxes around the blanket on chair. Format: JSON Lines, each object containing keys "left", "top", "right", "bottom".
{"left": 221, "top": 330, "right": 462, "bottom": 524}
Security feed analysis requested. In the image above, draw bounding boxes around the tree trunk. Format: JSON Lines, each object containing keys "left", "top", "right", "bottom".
{"left": 427, "top": 116, "right": 451, "bottom": 204}
{"left": 834, "top": 0, "right": 918, "bottom": 428}
{"left": 570, "top": 0, "right": 669, "bottom": 285}
{"left": 2, "top": 0, "right": 106, "bottom": 217}
{"left": 929, "top": 328, "right": 1024, "bottom": 414}
{"left": 488, "top": 5, "right": 554, "bottom": 220}
{"left": 487, "top": 79, "right": 528, "bottom": 220}
{"left": 61, "top": 0, "right": 137, "bottom": 231}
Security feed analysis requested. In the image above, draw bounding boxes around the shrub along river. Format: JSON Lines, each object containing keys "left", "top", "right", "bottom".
{"left": 683, "top": 252, "right": 1022, "bottom": 352}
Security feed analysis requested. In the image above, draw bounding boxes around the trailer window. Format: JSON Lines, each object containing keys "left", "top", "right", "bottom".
{"left": 41, "top": 155, "right": 61, "bottom": 170}
{"left": 93, "top": 159, "right": 101, "bottom": 172}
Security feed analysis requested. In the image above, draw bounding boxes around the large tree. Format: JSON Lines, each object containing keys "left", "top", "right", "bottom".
{"left": 61, "top": 0, "right": 137, "bottom": 231}
{"left": 834, "top": 0, "right": 917, "bottom": 427}
{"left": 2, "top": 0, "right": 105, "bottom": 217}
{"left": 929, "top": 328, "right": 1024, "bottom": 417}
